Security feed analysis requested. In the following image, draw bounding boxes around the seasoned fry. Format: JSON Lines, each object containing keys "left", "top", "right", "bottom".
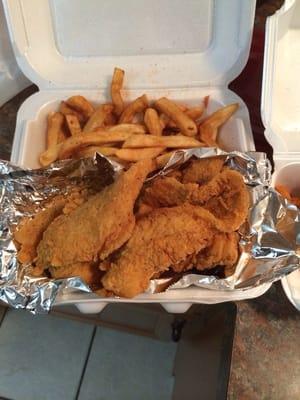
{"left": 185, "top": 105, "right": 205, "bottom": 121}
{"left": 116, "top": 147, "right": 164, "bottom": 162}
{"left": 159, "top": 113, "right": 169, "bottom": 129}
{"left": 65, "top": 114, "right": 82, "bottom": 136}
{"left": 59, "top": 130, "right": 134, "bottom": 160}
{"left": 83, "top": 104, "right": 114, "bottom": 133}
{"left": 111, "top": 67, "right": 125, "bottom": 116}
{"left": 123, "top": 134, "right": 204, "bottom": 149}
{"left": 66, "top": 95, "right": 95, "bottom": 119}
{"left": 105, "top": 112, "right": 117, "bottom": 126}
{"left": 155, "top": 151, "right": 177, "bottom": 168}
{"left": 46, "top": 112, "right": 65, "bottom": 148}
{"left": 40, "top": 143, "right": 63, "bottom": 167}
{"left": 119, "top": 95, "right": 148, "bottom": 123}
{"left": 155, "top": 97, "right": 197, "bottom": 136}
{"left": 59, "top": 101, "right": 85, "bottom": 124}
{"left": 144, "top": 108, "right": 162, "bottom": 136}
{"left": 199, "top": 103, "right": 239, "bottom": 146}
{"left": 76, "top": 146, "right": 118, "bottom": 158}
{"left": 108, "top": 123, "right": 146, "bottom": 134}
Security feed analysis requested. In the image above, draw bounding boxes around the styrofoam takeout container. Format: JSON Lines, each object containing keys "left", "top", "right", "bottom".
{"left": 0, "top": 0, "right": 29, "bottom": 107}
{"left": 262, "top": 0, "right": 300, "bottom": 311}
{"left": 3, "top": 0, "right": 272, "bottom": 313}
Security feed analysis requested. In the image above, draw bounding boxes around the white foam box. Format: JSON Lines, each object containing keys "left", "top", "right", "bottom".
{"left": 3, "top": 0, "right": 271, "bottom": 314}
{"left": 262, "top": 0, "right": 300, "bottom": 311}
{"left": 0, "top": 0, "right": 29, "bottom": 107}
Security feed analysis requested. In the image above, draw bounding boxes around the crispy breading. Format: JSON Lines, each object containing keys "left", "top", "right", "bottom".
{"left": 14, "top": 197, "right": 66, "bottom": 264}
{"left": 101, "top": 205, "right": 221, "bottom": 298}
{"left": 139, "top": 169, "right": 249, "bottom": 232}
{"left": 49, "top": 263, "right": 102, "bottom": 288}
{"left": 181, "top": 157, "right": 225, "bottom": 183}
{"left": 36, "top": 159, "right": 153, "bottom": 269}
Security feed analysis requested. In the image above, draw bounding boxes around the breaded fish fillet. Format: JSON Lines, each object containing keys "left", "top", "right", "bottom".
{"left": 101, "top": 205, "right": 222, "bottom": 298}
{"left": 139, "top": 169, "right": 249, "bottom": 232}
{"left": 181, "top": 157, "right": 225, "bottom": 183}
{"left": 36, "top": 159, "right": 153, "bottom": 269}
{"left": 171, "top": 232, "right": 239, "bottom": 273}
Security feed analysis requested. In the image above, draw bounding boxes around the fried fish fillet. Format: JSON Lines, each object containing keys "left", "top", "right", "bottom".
{"left": 14, "top": 196, "right": 66, "bottom": 264}
{"left": 36, "top": 159, "right": 153, "bottom": 270}
{"left": 171, "top": 232, "right": 239, "bottom": 273}
{"left": 49, "top": 262, "right": 103, "bottom": 288}
{"left": 101, "top": 205, "right": 222, "bottom": 298}
{"left": 181, "top": 157, "right": 225, "bottom": 183}
{"left": 139, "top": 169, "right": 249, "bottom": 232}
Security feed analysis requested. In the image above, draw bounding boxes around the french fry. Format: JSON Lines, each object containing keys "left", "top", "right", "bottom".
{"left": 111, "top": 67, "right": 125, "bottom": 116}
{"left": 185, "top": 105, "right": 205, "bottom": 121}
{"left": 123, "top": 134, "right": 204, "bottom": 149}
{"left": 144, "top": 108, "right": 162, "bottom": 136}
{"left": 76, "top": 146, "right": 118, "bottom": 158}
{"left": 65, "top": 114, "right": 82, "bottom": 136}
{"left": 58, "top": 130, "right": 134, "bottom": 160}
{"left": 204, "top": 95, "right": 210, "bottom": 108}
{"left": 108, "top": 123, "right": 146, "bottom": 134}
{"left": 116, "top": 147, "right": 165, "bottom": 162}
{"left": 119, "top": 94, "right": 148, "bottom": 123}
{"left": 159, "top": 113, "right": 169, "bottom": 129}
{"left": 46, "top": 112, "right": 65, "bottom": 148}
{"left": 155, "top": 150, "right": 177, "bottom": 168}
{"left": 59, "top": 101, "right": 85, "bottom": 124}
{"left": 83, "top": 104, "right": 114, "bottom": 132}
{"left": 155, "top": 97, "right": 197, "bottom": 136}
{"left": 66, "top": 95, "right": 95, "bottom": 119}
{"left": 39, "top": 143, "right": 63, "bottom": 167}
{"left": 105, "top": 112, "right": 117, "bottom": 126}
{"left": 199, "top": 103, "right": 239, "bottom": 146}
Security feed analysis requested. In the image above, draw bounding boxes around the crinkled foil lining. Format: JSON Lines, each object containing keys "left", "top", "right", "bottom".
{"left": 0, "top": 149, "right": 299, "bottom": 313}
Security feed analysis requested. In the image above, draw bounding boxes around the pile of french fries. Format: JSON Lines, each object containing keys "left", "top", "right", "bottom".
{"left": 39, "top": 68, "right": 239, "bottom": 168}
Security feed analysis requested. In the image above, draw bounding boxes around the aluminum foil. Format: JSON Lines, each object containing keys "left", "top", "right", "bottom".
{"left": 0, "top": 149, "right": 299, "bottom": 313}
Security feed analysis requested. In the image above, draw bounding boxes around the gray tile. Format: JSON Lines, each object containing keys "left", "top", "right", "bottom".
{"left": 78, "top": 327, "right": 176, "bottom": 400}
{"left": 0, "top": 304, "right": 7, "bottom": 325}
{"left": 0, "top": 309, "right": 94, "bottom": 400}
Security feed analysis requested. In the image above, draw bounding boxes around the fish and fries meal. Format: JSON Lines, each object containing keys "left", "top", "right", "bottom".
{"left": 12, "top": 67, "right": 253, "bottom": 298}
{"left": 14, "top": 155, "right": 250, "bottom": 298}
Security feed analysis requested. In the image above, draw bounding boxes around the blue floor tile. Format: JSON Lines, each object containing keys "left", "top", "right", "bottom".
{"left": 0, "top": 309, "right": 94, "bottom": 400}
{"left": 78, "top": 327, "right": 176, "bottom": 400}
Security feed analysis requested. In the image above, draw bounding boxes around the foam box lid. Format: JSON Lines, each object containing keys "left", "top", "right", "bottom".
{"left": 262, "top": 0, "right": 300, "bottom": 311}
{"left": 3, "top": 0, "right": 256, "bottom": 90}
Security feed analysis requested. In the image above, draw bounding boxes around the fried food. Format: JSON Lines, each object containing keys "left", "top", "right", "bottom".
{"left": 140, "top": 169, "right": 249, "bottom": 232}
{"left": 122, "top": 134, "right": 204, "bottom": 149}
{"left": 83, "top": 104, "right": 114, "bottom": 133}
{"left": 115, "top": 147, "right": 164, "bottom": 162}
{"left": 66, "top": 96, "right": 95, "bottom": 119}
{"left": 144, "top": 108, "right": 162, "bottom": 136}
{"left": 101, "top": 205, "right": 221, "bottom": 298}
{"left": 111, "top": 67, "right": 125, "bottom": 116}
{"left": 276, "top": 185, "right": 300, "bottom": 207}
{"left": 46, "top": 112, "right": 66, "bottom": 148}
{"left": 181, "top": 157, "right": 225, "bottom": 183}
{"left": 36, "top": 159, "right": 153, "bottom": 270}
{"left": 119, "top": 95, "right": 148, "bottom": 123}
{"left": 193, "top": 232, "right": 239, "bottom": 271}
{"left": 199, "top": 103, "right": 239, "bottom": 146}
{"left": 155, "top": 97, "right": 198, "bottom": 137}
{"left": 65, "top": 114, "right": 82, "bottom": 136}
{"left": 14, "top": 197, "right": 66, "bottom": 264}
{"left": 49, "top": 262, "right": 102, "bottom": 288}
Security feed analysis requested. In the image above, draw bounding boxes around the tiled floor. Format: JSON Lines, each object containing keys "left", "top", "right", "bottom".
{"left": 0, "top": 303, "right": 235, "bottom": 400}
{"left": 0, "top": 307, "right": 177, "bottom": 400}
